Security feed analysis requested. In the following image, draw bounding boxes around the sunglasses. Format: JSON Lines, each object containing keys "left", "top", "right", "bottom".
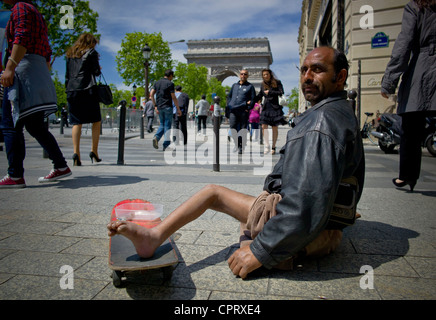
{"left": 240, "top": 73, "right": 248, "bottom": 76}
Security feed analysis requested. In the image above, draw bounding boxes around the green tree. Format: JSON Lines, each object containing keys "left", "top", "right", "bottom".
{"left": 116, "top": 32, "right": 173, "bottom": 88}
{"left": 288, "top": 87, "right": 299, "bottom": 112}
{"left": 35, "top": 0, "right": 99, "bottom": 66}
{"left": 52, "top": 72, "right": 67, "bottom": 110}
{"left": 1, "top": 0, "right": 99, "bottom": 66}
{"left": 174, "top": 62, "right": 209, "bottom": 105}
{"left": 207, "top": 77, "right": 228, "bottom": 108}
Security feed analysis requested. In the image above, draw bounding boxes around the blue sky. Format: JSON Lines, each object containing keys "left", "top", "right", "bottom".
{"left": 52, "top": 0, "right": 303, "bottom": 95}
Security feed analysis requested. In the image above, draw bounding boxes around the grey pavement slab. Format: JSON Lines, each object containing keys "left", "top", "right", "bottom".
{"left": 0, "top": 125, "right": 435, "bottom": 304}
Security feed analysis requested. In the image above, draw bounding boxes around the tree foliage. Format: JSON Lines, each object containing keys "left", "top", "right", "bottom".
{"left": 34, "top": 0, "right": 99, "bottom": 66}
{"left": 206, "top": 77, "right": 229, "bottom": 108}
{"left": 116, "top": 32, "right": 173, "bottom": 88}
{"left": 173, "top": 62, "right": 208, "bottom": 104}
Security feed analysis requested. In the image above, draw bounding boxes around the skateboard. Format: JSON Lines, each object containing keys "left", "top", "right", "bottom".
{"left": 108, "top": 199, "right": 179, "bottom": 287}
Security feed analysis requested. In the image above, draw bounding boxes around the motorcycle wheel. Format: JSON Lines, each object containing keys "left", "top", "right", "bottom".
{"left": 425, "top": 134, "right": 436, "bottom": 157}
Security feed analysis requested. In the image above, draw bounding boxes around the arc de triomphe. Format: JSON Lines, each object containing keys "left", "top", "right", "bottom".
{"left": 184, "top": 38, "right": 273, "bottom": 89}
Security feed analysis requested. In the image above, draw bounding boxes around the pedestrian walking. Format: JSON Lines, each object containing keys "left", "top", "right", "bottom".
{"left": 0, "top": 0, "right": 71, "bottom": 188}
{"left": 65, "top": 33, "right": 103, "bottom": 166}
{"left": 227, "top": 69, "right": 256, "bottom": 154}
{"left": 381, "top": 0, "right": 436, "bottom": 192}
{"left": 143, "top": 97, "right": 154, "bottom": 133}
{"left": 173, "top": 85, "right": 189, "bottom": 145}
{"left": 195, "top": 94, "right": 209, "bottom": 136}
{"left": 256, "top": 69, "right": 285, "bottom": 155}
{"left": 150, "top": 69, "right": 181, "bottom": 151}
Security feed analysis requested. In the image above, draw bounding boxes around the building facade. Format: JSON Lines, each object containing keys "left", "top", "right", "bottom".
{"left": 298, "top": 0, "right": 409, "bottom": 125}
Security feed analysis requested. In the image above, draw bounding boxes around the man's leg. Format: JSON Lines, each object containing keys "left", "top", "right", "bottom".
{"left": 162, "top": 108, "right": 173, "bottom": 149}
{"left": 107, "top": 184, "right": 256, "bottom": 258}
{"left": 24, "top": 112, "right": 68, "bottom": 169}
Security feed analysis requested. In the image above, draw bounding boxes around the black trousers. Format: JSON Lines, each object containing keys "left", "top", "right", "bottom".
{"left": 399, "top": 112, "right": 426, "bottom": 181}
{"left": 229, "top": 108, "right": 249, "bottom": 149}
{"left": 173, "top": 114, "right": 188, "bottom": 145}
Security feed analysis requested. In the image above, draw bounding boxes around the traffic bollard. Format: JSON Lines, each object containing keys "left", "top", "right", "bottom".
{"left": 117, "top": 100, "right": 127, "bottom": 165}
{"left": 213, "top": 115, "right": 220, "bottom": 172}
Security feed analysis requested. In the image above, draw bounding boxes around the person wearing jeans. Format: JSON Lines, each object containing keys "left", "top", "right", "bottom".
{"left": 0, "top": 0, "right": 71, "bottom": 188}
{"left": 154, "top": 107, "right": 173, "bottom": 150}
{"left": 150, "top": 69, "right": 181, "bottom": 151}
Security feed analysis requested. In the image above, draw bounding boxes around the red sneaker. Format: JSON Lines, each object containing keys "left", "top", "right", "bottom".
{"left": 0, "top": 175, "right": 26, "bottom": 188}
{"left": 38, "top": 167, "right": 72, "bottom": 183}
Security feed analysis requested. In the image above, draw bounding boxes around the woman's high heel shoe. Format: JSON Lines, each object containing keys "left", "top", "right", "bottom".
{"left": 72, "top": 153, "right": 81, "bottom": 166}
{"left": 392, "top": 178, "right": 416, "bottom": 192}
{"left": 89, "top": 152, "right": 102, "bottom": 163}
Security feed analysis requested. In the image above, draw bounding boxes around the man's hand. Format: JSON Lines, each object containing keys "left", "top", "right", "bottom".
{"left": 227, "top": 245, "right": 262, "bottom": 279}
{"left": 381, "top": 92, "right": 389, "bottom": 99}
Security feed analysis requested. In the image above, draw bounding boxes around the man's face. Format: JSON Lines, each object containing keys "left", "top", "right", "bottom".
{"left": 300, "top": 47, "right": 342, "bottom": 105}
{"left": 239, "top": 70, "right": 249, "bottom": 83}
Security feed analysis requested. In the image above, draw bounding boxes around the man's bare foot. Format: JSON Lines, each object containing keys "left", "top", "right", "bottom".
{"left": 107, "top": 221, "right": 159, "bottom": 258}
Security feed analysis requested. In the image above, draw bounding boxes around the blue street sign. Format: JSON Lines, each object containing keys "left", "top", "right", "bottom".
{"left": 372, "top": 32, "right": 389, "bottom": 49}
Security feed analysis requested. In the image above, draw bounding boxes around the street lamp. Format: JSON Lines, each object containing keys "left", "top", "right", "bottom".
{"left": 141, "top": 44, "right": 151, "bottom": 139}
{"left": 142, "top": 44, "right": 151, "bottom": 102}
{"left": 168, "top": 39, "right": 185, "bottom": 45}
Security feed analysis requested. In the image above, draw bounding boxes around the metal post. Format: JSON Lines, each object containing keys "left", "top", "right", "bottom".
{"left": 348, "top": 89, "right": 357, "bottom": 114}
{"left": 117, "top": 100, "right": 127, "bottom": 165}
{"left": 213, "top": 114, "right": 220, "bottom": 172}
{"left": 60, "top": 117, "right": 64, "bottom": 134}
{"left": 357, "top": 59, "right": 362, "bottom": 128}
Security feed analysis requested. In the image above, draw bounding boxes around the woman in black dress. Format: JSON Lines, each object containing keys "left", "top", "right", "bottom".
{"left": 256, "top": 69, "right": 285, "bottom": 155}
{"left": 65, "top": 33, "right": 102, "bottom": 166}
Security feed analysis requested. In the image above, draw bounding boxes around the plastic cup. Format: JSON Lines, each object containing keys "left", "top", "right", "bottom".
{"left": 114, "top": 202, "right": 163, "bottom": 221}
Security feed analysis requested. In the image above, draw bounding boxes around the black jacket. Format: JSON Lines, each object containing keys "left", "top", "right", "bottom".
{"left": 227, "top": 81, "right": 256, "bottom": 111}
{"left": 250, "top": 91, "right": 365, "bottom": 269}
{"left": 381, "top": 1, "right": 436, "bottom": 114}
{"left": 65, "top": 48, "right": 101, "bottom": 92}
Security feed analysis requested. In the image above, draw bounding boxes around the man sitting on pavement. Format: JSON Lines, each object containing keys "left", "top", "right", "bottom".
{"left": 107, "top": 46, "right": 365, "bottom": 279}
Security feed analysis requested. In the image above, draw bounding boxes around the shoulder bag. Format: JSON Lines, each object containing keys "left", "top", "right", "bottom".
{"left": 96, "top": 72, "right": 113, "bottom": 105}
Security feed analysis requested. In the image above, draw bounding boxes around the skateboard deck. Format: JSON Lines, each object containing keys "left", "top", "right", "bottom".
{"left": 108, "top": 199, "right": 178, "bottom": 287}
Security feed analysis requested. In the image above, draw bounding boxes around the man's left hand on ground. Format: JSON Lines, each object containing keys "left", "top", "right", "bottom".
{"left": 228, "top": 245, "right": 262, "bottom": 279}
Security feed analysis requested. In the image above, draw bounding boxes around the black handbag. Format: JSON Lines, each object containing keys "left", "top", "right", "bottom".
{"left": 96, "top": 73, "right": 113, "bottom": 105}
{"left": 328, "top": 176, "right": 359, "bottom": 229}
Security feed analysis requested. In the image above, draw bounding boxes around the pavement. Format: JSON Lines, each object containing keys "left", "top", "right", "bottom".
{"left": 0, "top": 122, "right": 435, "bottom": 304}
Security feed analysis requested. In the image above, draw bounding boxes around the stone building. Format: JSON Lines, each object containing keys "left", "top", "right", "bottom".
{"left": 298, "top": 0, "right": 409, "bottom": 125}
{"left": 184, "top": 38, "right": 273, "bottom": 88}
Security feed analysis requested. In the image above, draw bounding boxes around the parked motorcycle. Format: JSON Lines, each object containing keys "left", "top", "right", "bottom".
{"left": 371, "top": 114, "right": 436, "bottom": 156}
{"left": 424, "top": 117, "right": 436, "bottom": 157}
{"left": 370, "top": 113, "right": 402, "bottom": 153}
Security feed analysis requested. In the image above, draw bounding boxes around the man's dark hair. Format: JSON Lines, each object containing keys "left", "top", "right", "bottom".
{"left": 175, "top": 85, "right": 182, "bottom": 91}
{"left": 165, "top": 69, "right": 174, "bottom": 78}
{"left": 322, "top": 46, "right": 349, "bottom": 86}
{"left": 331, "top": 47, "right": 349, "bottom": 79}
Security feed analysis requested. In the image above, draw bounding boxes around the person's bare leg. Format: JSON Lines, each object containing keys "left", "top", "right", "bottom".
{"left": 262, "top": 124, "right": 270, "bottom": 153}
{"left": 91, "top": 121, "right": 101, "bottom": 158}
{"left": 272, "top": 126, "right": 278, "bottom": 149}
{"left": 107, "top": 184, "right": 256, "bottom": 258}
{"left": 72, "top": 124, "right": 82, "bottom": 158}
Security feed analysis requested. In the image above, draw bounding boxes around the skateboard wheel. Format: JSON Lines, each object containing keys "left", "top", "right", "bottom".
{"left": 112, "top": 270, "right": 123, "bottom": 287}
{"left": 163, "top": 266, "right": 174, "bottom": 280}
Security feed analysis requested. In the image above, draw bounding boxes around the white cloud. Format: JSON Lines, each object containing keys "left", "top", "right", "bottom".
{"left": 65, "top": 0, "right": 304, "bottom": 94}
